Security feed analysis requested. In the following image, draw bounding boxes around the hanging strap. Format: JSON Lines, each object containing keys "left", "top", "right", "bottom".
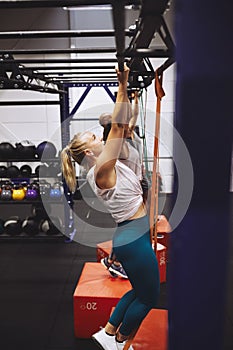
{"left": 149, "top": 69, "right": 165, "bottom": 251}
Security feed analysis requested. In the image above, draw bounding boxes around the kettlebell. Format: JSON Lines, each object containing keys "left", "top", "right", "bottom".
{"left": 21, "top": 216, "right": 40, "bottom": 236}
{"left": 12, "top": 185, "right": 25, "bottom": 201}
{"left": 50, "top": 188, "right": 60, "bottom": 198}
{"left": 50, "top": 182, "right": 62, "bottom": 199}
{"left": 4, "top": 216, "right": 21, "bottom": 235}
{"left": 39, "top": 180, "right": 51, "bottom": 198}
{"left": 25, "top": 186, "right": 38, "bottom": 200}
{"left": 1, "top": 183, "right": 12, "bottom": 200}
{"left": 31, "top": 203, "right": 51, "bottom": 219}
{"left": 40, "top": 216, "right": 62, "bottom": 235}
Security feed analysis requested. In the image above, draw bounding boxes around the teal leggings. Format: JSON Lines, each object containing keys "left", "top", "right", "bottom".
{"left": 109, "top": 215, "right": 160, "bottom": 336}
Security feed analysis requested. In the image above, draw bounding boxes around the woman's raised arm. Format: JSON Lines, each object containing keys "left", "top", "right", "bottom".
{"left": 95, "top": 65, "right": 131, "bottom": 189}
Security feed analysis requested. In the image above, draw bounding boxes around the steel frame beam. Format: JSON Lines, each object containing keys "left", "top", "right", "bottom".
{"left": 0, "top": 100, "right": 59, "bottom": 106}
{"left": 20, "top": 66, "right": 115, "bottom": 71}
{"left": 68, "top": 82, "right": 117, "bottom": 119}
{"left": 33, "top": 70, "right": 159, "bottom": 75}
{"left": 0, "top": 0, "right": 175, "bottom": 90}
{"left": 6, "top": 58, "right": 117, "bottom": 64}
{"left": 0, "top": 48, "right": 117, "bottom": 55}
{"left": 0, "top": 48, "right": 171, "bottom": 57}
{"left": 66, "top": 82, "right": 118, "bottom": 87}
{"left": 0, "top": 29, "right": 132, "bottom": 39}
{"left": 0, "top": 0, "right": 141, "bottom": 9}
{"left": 0, "top": 53, "right": 64, "bottom": 93}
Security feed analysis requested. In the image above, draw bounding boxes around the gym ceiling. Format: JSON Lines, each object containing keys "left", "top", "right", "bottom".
{"left": 0, "top": 0, "right": 175, "bottom": 94}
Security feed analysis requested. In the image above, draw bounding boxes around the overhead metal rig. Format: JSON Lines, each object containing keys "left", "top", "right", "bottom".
{"left": 0, "top": 0, "right": 175, "bottom": 94}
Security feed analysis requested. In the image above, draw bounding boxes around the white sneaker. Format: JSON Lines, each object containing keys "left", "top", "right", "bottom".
{"left": 92, "top": 328, "right": 115, "bottom": 350}
{"left": 115, "top": 339, "right": 134, "bottom": 350}
{"left": 92, "top": 328, "right": 134, "bottom": 350}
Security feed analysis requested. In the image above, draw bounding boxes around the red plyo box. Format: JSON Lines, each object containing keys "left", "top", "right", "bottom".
{"left": 73, "top": 262, "right": 131, "bottom": 338}
{"left": 109, "top": 307, "right": 168, "bottom": 350}
{"left": 132, "top": 308, "right": 168, "bottom": 350}
{"left": 97, "top": 240, "right": 167, "bottom": 283}
{"left": 156, "top": 242, "right": 167, "bottom": 283}
{"left": 157, "top": 214, "right": 171, "bottom": 261}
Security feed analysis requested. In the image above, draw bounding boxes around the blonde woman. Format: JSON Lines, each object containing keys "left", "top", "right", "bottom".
{"left": 61, "top": 65, "right": 160, "bottom": 350}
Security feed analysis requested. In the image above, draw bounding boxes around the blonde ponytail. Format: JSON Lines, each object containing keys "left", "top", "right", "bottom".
{"left": 60, "top": 146, "right": 77, "bottom": 193}
{"left": 60, "top": 132, "right": 91, "bottom": 192}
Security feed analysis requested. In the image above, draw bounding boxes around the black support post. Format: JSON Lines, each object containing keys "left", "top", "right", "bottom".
{"left": 59, "top": 85, "right": 75, "bottom": 241}
{"left": 168, "top": 1, "right": 233, "bottom": 350}
{"left": 111, "top": 0, "right": 125, "bottom": 71}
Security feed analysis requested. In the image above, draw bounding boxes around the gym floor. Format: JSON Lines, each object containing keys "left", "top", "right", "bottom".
{"left": 0, "top": 240, "right": 167, "bottom": 350}
{"left": 0, "top": 197, "right": 232, "bottom": 350}
{"left": 0, "top": 196, "right": 168, "bottom": 350}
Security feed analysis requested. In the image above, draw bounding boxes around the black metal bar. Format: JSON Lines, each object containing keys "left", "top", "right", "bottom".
{"left": 127, "top": 15, "right": 163, "bottom": 78}
{"left": 139, "top": 0, "right": 170, "bottom": 16}
{"left": 0, "top": 100, "right": 59, "bottom": 106}
{"left": 65, "top": 82, "right": 118, "bottom": 87}
{"left": 59, "top": 85, "right": 70, "bottom": 148}
{"left": 70, "top": 86, "right": 92, "bottom": 116}
{"left": 35, "top": 71, "right": 155, "bottom": 78}
{"left": 0, "top": 48, "right": 170, "bottom": 58}
{"left": 0, "top": 48, "right": 117, "bottom": 55}
{"left": 125, "top": 48, "right": 172, "bottom": 58}
{"left": 111, "top": 0, "right": 125, "bottom": 71}
{"left": 158, "top": 16, "right": 176, "bottom": 53}
{"left": 4, "top": 58, "right": 117, "bottom": 64}
{"left": 72, "top": 117, "right": 99, "bottom": 121}
{"left": 2, "top": 51, "right": 171, "bottom": 68}
{"left": 20, "top": 65, "right": 115, "bottom": 71}
{"left": 47, "top": 77, "right": 117, "bottom": 82}
{"left": 0, "top": 29, "right": 132, "bottom": 39}
{"left": 156, "top": 56, "right": 176, "bottom": 76}
{"left": 52, "top": 77, "right": 118, "bottom": 82}
{"left": 64, "top": 80, "right": 119, "bottom": 85}
{"left": 25, "top": 72, "right": 115, "bottom": 77}
{"left": 59, "top": 84, "right": 75, "bottom": 242}
{"left": 104, "top": 86, "right": 116, "bottom": 102}
{"left": 0, "top": 76, "right": 64, "bottom": 93}
{"left": 45, "top": 72, "right": 116, "bottom": 76}
{"left": 131, "top": 15, "right": 163, "bottom": 50}
{"left": 0, "top": 0, "right": 141, "bottom": 9}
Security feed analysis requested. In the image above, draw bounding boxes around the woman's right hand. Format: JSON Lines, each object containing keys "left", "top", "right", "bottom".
{"left": 115, "top": 64, "right": 130, "bottom": 86}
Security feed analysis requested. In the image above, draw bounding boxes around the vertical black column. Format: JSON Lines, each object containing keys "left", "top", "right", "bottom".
{"left": 59, "top": 85, "right": 70, "bottom": 150}
{"left": 59, "top": 85, "right": 74, "bottom": 241}
{"left": 111, "top": 0, "right": 125, "bottom": 71}
{"left": 169, "top": 1, "right": 233, "bottom": 350}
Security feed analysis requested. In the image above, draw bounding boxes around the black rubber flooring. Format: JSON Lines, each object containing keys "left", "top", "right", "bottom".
{"left": 0, "top": 239, "right": 167, "bottom": 350}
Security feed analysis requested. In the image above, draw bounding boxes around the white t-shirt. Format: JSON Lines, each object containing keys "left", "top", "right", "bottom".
{"left": 87, "top": 160, "right": 143, "bottom": 223}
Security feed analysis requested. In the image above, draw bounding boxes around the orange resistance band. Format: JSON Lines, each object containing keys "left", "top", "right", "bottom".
{"left": 149, "top": 69, "right": 165, "bottom": 251}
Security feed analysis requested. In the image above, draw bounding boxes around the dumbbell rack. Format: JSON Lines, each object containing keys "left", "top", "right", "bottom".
{"left": 0, "top": 157, "right": 65, "bottom": 241}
